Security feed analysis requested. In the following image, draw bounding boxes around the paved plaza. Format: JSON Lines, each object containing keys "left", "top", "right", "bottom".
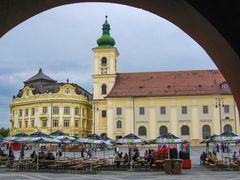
{"left": 0, "top": 166, "right": 239, "bottom": 180}
{"left": 0, "top": 146, "right": 239, "bottom": 180}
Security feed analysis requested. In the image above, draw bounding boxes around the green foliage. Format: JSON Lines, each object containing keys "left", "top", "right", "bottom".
{"left": 0, "top": 128, "right": 10, "bottom": 137}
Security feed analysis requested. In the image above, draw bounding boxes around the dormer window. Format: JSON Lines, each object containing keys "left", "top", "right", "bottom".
{"left": 101, "top": 57, "right": 107, "bottom": 66}
{"left": 26, "top": 90, "right": 29, "bottom": 96}
{"left": 221, "top": 83, "right": 229, "bottom": 92}
{"left": 65, "top": 88, "right": 70, "bottom": 94}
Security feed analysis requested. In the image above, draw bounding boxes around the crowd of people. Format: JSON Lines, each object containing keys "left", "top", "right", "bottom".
{"left": 200, "top": 144, "right": 240, "bottom": 166}
{"left": 113, "top": 145, "right": 155, "bottom": 167}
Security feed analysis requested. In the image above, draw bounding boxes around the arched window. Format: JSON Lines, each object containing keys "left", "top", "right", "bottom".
{"left": 65, "top": 88, "right": 70, "bottom": 94}
{"left": 101, "top": 57, "right": 107, "bottom": 65}
{"left": 138, "top": 126, "right": 147, "bottom": 136}
{"left": 26, "top": 90, "right": 29, "bottom": 96}
{"left": 159, "top": 126, "right": 168, "bottom": 135}
{"left": 224, "top": 124, "right": 232, "bottom": 133}
{"left": 202, "top": 125, "right": 211, "bottom": 139}
{"left": 116, "top": 121, "right": 122, "bottom": 129}
{"left": 100, "top": 133, "right": 107, "bottom": 139}
{"left": 181, "top": 125, "right": 190, "bottom": 135}
{"left": 101, "top": 84, "right": 107, "bottom": 95}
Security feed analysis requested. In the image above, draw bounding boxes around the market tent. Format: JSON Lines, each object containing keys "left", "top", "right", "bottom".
{"left": 149, "top": 133, "right": 188, "bottom": 159}
{"left": 149, "top": 133, "right": 188, "bottom": 144}
{"left": 75, "top": 134, "right": 111, "bottom": 157}
{"left": 115, "top": 133, "right": 146, "bottom": 171}
{"left": 115, "top": 133, "right": 146, "bottom": 144}
{"left": 76, "top": 133, "right": 106, "bottom": 144}
{"left": 4, "top": 132, "right": 29, "bottom": 143}
{"left": 213, "top": 131, "right": 240, "bottom": 143}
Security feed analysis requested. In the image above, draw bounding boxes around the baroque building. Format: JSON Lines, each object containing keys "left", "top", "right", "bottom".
{"left": 93, "top": 17, "right": 240, "bottom": 145}
{"left": 10, "top": 68, "right": 92, "bottom": 136}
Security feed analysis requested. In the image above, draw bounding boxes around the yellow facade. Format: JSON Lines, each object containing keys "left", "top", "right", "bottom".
{"left": 10, "top": 82, "right": 92, "bottom": 137}
{"left": 92, "top": 18, "right": 240, "bottom": 146}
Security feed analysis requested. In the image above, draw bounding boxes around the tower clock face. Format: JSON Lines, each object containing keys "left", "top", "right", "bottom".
{"left": 101, "top": 68, "right": 107, "bottom": 74}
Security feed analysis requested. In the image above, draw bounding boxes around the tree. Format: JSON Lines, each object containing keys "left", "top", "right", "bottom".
{"left": 0, "top": 128, "right": 10, "bottom": 137}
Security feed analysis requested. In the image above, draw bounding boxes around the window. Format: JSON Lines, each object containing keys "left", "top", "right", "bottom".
{"left": 31, "top": 108, "right": 35, "bottom": 116}
{"left": 181, "top": 125, "right": 190, "bottom": 135}
{"left": 224, "top": 105, "right": 230, "bottom": 113}
{"left": 64, "top": 120, "right": 70, "bottom": 127}
{"left": 160, "top": 106, "right": 166, "bottom": 115}
{"left": 25, "top": 109, "right": 28, "bottom": 116}
{"left": 52, "top": 106, "right": 59, "bottom": 115}
{"left": 25, "top": 121, "right": 28, "bottom": 128}
{"left": 159, "top": 126, "right": 168, "bottom": 135}
{"left": 53, "top": 120, "right": 59, "bottom": 127}
{"left": 224, "top": 124, "right": 232, "bottom": 133}
{"left": 26, "top": 90, "right": 29, "bottom": 96}
{"left": 19, "top": 121, "right": 22, "bottom": 128}
{"left": 31, "top": 120, "right": 34, "bottom": 128}
{"left": 181, "top": 106, "right": 187, "bottom": 114}
{"left": 19, "top": 109, "right": 22, "bottom": 117}
{"left": 102, "top": 110, "right": 107, "bottom": 117}
{"left": 64, "top": 107, "right": 70, "bottom": 115}
{"left": 82, "top": 108, "right": 85, "bottom": 116}
{"left": 75, "top": 120, "right": 79, "bottom": 127}
{"left": 202, "top": 125, "right": 211, "bottom": 139}
{"left": 203, "top": 105, "right": 208, "bottom": 114}
{"left": 65, "top": 88, "right": 70, "bottom": 94}
{"left": 138, "top": 126, "right": 147, "bottom": 136}
{"left": 42, "top": 120, "right": 47, "bottom": 128}
{"left": 101, "top": 57, "right": 107, "bottom": 65}
{"left": 116, "top": 107, "right": 122, "bottom": 115}
{"left": 101, "top": 84, "right": 107, "bottom": 94}
{"left": 75, "top": 108, "right": 79, "bottom": 115}
{"left": 139, "top": 107, "right": 145, "bottom": 115}
{"left": 116, "top": 120, "right": 122, "bottom": 128}
{"left": 221, "top": 83, "right": 229, "bottom": 91}
{"left": 43, "top": 107, "right": 48, "bottom": 114}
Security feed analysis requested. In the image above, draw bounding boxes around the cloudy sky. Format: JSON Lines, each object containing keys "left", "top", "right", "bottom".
{"left": 0, "top": 3, "right": 216, "bottom": 128}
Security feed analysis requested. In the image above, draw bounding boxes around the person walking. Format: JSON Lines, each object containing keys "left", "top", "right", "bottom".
{"left": 113, "top": 145, "right": 119, "bottom": 156}
{"left": 216, "top": 144, "right": 219, "bottom": 153}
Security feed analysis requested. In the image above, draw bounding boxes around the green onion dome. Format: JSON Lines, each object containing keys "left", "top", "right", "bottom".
{"left": 97, "top": 16, "right": 115, "bottom": 48}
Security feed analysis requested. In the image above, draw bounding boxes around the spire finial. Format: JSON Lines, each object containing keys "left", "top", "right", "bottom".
{"left": 67, "top": 78, "right": 69, "bottom": 84}
{"left": 39, "top": 68, "right": 42, "bottom": 73}
{"left": 105, "top": 14, "right": 108, "bottom": 21}
{"left": 96, "top": 16, "right": 115, "bottom": 47}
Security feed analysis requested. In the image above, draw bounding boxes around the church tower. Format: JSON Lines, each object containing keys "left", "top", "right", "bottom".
{"left": 92, "top": 16, "right": 119, "bottom": 135}
{"left": 92, "top": 16, "right": 119, "bottom": 100}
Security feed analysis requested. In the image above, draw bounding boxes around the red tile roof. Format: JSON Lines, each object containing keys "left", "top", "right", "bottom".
{"left": 107, "top": 70, "right": 230, "bottom": 97}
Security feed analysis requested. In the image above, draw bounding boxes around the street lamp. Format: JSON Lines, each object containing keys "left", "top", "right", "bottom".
{"left": 215, "top": 97, "right": 224, "bottom": 134}
{"left": 93, "top": 101, "right": 99, "bottom": 134}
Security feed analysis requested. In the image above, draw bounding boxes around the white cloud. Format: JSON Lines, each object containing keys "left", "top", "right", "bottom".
{"left": 0, "top": 3, "right": 216, "bottom": 128}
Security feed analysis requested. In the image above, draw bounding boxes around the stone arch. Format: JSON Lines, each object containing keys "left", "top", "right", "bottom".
{"left": 202, "top": 125, "right": 211, "bottom": 139}
{"left": 224, "top": 124, "right": 232, "bottom": 133}
{"left": 181, "top": 125, "right": 189, "bottom": 136}
{"left": 101, "top": 84, "right": 107, "bottom": 95}
{"left": 138, "top": 126, "right": 147, "bottom": 136}
{"left": 159, "top": 126, "right": 168, "bottom": 135}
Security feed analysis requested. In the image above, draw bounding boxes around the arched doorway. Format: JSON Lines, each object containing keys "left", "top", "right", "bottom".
{"left": 202, "top": 125, "right": 211, "bottom": 139}
{"left": 159, "top": 126, "right": 168, "bottom": 135}
{"left": 181, "top": 125, "right": 190, "bottom": 136}
{"left": 138, "top": 126, "right": 147, "bottom": 136}
{"left": 224, "top": 124, "right": 232, "bottom": 133}
{"left": 100, "top": 132, "right": 107, "bottom": 138}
